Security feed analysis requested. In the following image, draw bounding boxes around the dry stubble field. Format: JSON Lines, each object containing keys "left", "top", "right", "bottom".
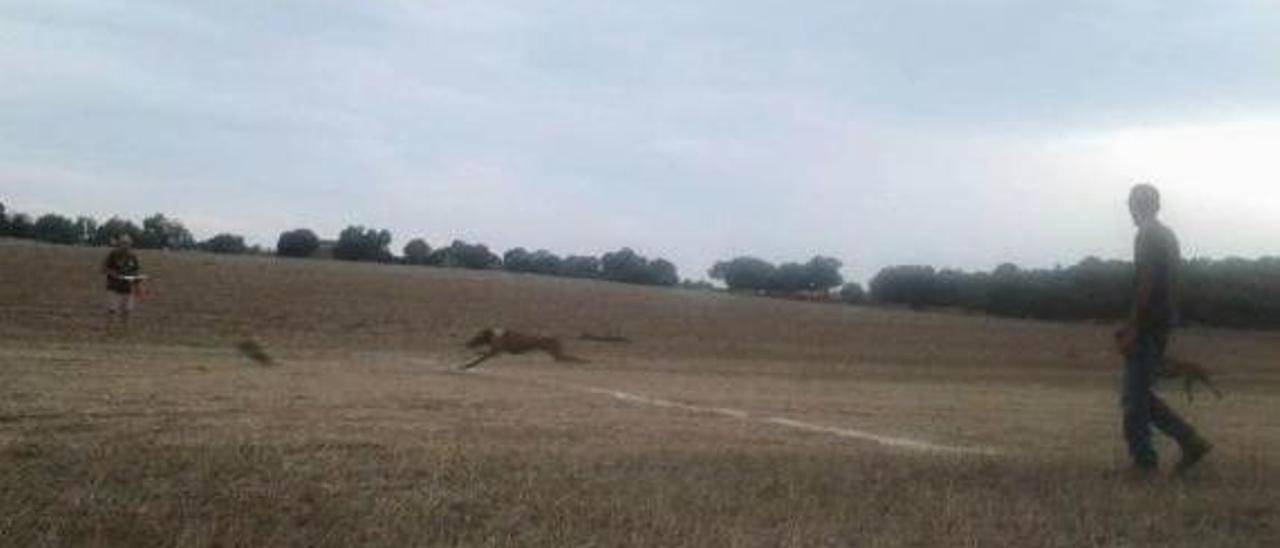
{"left": 1, "top": 239, "right": 1278, "bottom": 547}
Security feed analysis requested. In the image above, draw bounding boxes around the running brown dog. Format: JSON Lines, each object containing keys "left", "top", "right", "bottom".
{"left": 460, "top": 328, "right": 588, "bottom": 370}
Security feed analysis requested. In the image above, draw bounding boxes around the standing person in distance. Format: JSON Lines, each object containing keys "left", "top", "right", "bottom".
{"left": 102, "top": 234, "right": 143, "bottom": 331}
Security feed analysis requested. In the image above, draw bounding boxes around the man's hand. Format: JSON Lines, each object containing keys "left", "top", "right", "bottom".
{"left": 1114, "top": 324, "right": 1138, "bottom": 357}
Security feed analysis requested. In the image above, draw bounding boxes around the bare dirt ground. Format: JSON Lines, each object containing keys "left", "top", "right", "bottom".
{"left": 1, "top": 239, "right": 1278, "bottom": 547}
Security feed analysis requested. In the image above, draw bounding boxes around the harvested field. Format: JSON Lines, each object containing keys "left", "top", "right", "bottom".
{"left": 1, "top": 239, "right": 1278, "bottom": 547}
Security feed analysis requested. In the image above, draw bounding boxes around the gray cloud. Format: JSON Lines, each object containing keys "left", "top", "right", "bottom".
{"left": 3, "top": 0, "right": 1280, "bottom": 282}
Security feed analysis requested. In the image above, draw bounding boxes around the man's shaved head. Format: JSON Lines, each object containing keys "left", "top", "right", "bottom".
{"left": 1129, "top": 183, "right": 1161, "bottom": 224}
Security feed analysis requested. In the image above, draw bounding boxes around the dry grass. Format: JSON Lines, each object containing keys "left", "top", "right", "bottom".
{"left": 4, "top": 441, "right": 1275, "bottom": 548}
{"left": 1, "top": 239, "right": 1278, "bottom": 547}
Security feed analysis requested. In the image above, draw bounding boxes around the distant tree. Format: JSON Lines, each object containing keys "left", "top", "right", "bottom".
{"left": 92, "top": 217, "right": 143, "bottom": 246}
{"left": 403, "top": 238, "right": 433, "bottom": 265}
{"left": 601, "top": 247, "right": 651, "bottom": 284}
{"left": 839, "top": 282, "right": 867, "bottom": 304}
{"left": 700, "top": 253, "right": 1280, "bottom": 328}
{"left": 429, "top": 240, "right": 500, "bottom": 269}
{"left": 198, "top": 233, "right": 248, "bottom": 254}
{"left": 647, "top": 258, "right": 680, "bottom": 286}
{"left": 559, "top": 255, "right": 602, "bottom": 278}
{"left": 276, "top": 228, "right": 320, "bottom": 258}
{"left": 710, "top": 255, "right": 842, "bottom": 294}
{"left": 804, "top": 256, "right": 844, "bottom": 292}
{"left": 503, "top": 247, "right": 534, "bottom": 272}
{"left": 986, "top": 263, "right": 1030, "bottom": 317}
{"left": 505, "top": 248, "right": 566, "bottom": 276}
{"left": 7, "top": 213, "right": 34, "bottom": 239}
{"left": 869, "top": 259, "right": 1135, "bottom": 321}
{"left": 32, "top": 214, "right": 80, "bottom": 245}
{"left": 773, "top": 262, "right": 809, "bottom": 292}
{"left": 334, "top": 225, "right": 393, "bottom": 262}
{"left": 74, "top": 216, "right": 98, "bottom": 245}
{"left": 458, "top": 240, "right": 501, "bottom": 269}
{"left": 528, "top": 250, "right": 564, "bottom": 275}
{"left": 1185, "top": 257, "right": 1280, "bottom": 328}
{"left": 597, "top": 248, "right": 679, "bottom": 286}
{"left": 710, "top": 256, "right": 777, "bottom": 291}
{"left": 869, "top": 265, "right": 938, "bottom": 308}
{"left": 0, "top": 201, "right": 8, "bottom": 235}
{"left": 139, "top": 214, "right": 195, "bottom": 250}
{"left": 1066, "top": 257, "right": 1130, "bottom": 317}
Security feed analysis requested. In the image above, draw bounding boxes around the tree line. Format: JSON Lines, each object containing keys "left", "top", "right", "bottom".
{"left": 708, "top": 255, "right": 866, "bottom": 304}
{"left": 0, "top": 202, "right": 240, "bottom": 253}
{"left": 8, "top": 200, "right": 1279, "bottom": 328}
{"left": 0, "top": 201, "right": 682, "bottom": 288}
{"left": 868, "top": 257, "right": 1280, "bottom": 329}
{"left": 276, "top": 224, "right": 684, "bottom": 286}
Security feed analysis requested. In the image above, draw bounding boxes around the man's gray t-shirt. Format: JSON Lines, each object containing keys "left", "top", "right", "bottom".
{"left": 1134, "top": 221, "right": 1180, "bottom": 331}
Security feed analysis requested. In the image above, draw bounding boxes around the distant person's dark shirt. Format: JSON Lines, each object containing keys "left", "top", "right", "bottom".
{"left": 1134, "top": 221, "right": 1180, "bottom": 332}
{"left": 104, "top": 249, "right": 141, "bottom": 294}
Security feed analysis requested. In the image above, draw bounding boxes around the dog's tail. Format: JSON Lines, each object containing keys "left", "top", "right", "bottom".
{"left": 580, "top": 332, "right": 631, "bottom": 344}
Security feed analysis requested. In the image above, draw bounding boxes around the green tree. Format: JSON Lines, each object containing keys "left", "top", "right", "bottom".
{"left": 648, "top": 258, "right": 680, "bottom": 286}
{"left": 140, "top": 214, "right": 195, "bottom": 250}
{"left": 404, "top": 238, "right": 433, "bottom": 265}
{"left": 276, "top": 228, "right": 320, "bottom": 258}
{"left": 773, "top": 262, "right": 809, "bottom": 292}
{"left": 503, "top": 247, "right": 534, "bottom": 272}
{"left": 804, "top": 256, "right": 844, "bottom": 292}
{"left": 559, "top": 255, "right": 601, "bottom": 278}
{"left": 7, "top": 213, "right": 34, "bottom": 239}
{"left": 93, "top": 218, "right": 143, "bottom": 246}
{"left": 334, "top": 226, "right": 393, "bottom": 262}
{"left": 601, "top": 247, "right": 650, "bottom": 284}
{"left": 199, "top": 233, "right": 248, "bottom": 254}
{"left": 432, "top": 240, "right": 500, "bottom": 269}
{"left": 528, "top": 250, "right": 564, "bottom": 275}
{"left": 869, "top": 265, "right": 938, "bottom": 308}
{"left": 32, "top": 214, "right": 80, "bottom": 245}
{"left": 709, "top": 257, "right": 777, "bottom": 291}
{"left": 839, "top": 282, "right": 867, "bottom": 304}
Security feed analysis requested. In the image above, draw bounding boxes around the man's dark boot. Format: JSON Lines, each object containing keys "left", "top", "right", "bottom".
{"left": 1174, "top": 438, "right": 1213, "bottom": 477}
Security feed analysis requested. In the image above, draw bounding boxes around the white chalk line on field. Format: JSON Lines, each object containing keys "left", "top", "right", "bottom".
{"left": 463, "top": 367, "right": 999, "bottom": 457}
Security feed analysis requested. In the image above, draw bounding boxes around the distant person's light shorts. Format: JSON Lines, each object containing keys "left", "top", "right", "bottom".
{"left": 106, "top": 292, "right": 136, "bottom": 314}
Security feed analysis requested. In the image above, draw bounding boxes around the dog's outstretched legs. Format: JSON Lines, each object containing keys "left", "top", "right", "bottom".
{"left": 545, "top": 339, "right": 589, "bottom": 363}
{"left": 460, "top": 350, "right": 498, "bottom": 370}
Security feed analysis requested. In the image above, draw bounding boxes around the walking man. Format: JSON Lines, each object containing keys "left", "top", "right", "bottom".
{"left": 102, "top": 234, "right": 143, "bottom": 329}
{"left": 1114, "top": 184, "right": 1211, "bottom": 477}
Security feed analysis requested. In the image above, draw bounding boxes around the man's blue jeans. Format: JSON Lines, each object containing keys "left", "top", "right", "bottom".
{"left": 1123, "top": 329, "right": 1199, "bottom": 469}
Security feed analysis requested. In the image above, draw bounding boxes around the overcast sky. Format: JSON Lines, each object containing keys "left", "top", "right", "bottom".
{"left": 3, "top": 0, "right": 1280, "bottom": 282}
